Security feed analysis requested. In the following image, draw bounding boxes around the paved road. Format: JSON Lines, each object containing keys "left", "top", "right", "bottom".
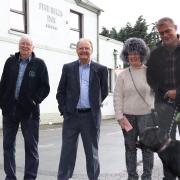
{"left": 0, "top": 120, "right": 165, "bottom": 179}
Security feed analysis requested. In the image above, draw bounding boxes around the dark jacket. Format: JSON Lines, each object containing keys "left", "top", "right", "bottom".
{"left": 0, "top": 52, "right": 50, "bottom": 116}
{"left": 146, "top": 44, "right": 180, "bottom": 107}
{"left": 56, "top": 60, "right": 108, "bottom": 127}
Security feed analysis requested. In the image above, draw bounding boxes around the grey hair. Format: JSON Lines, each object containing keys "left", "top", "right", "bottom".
{"left": 19, "top": 34, "right": 33, "bottom": 46}
{"left": 76, "top": 38, "right": 93, "bottom": 49}
{"left": 156, "top": 17, "right": 176, "bottom": 28}
{"left": 120, "top": 37, "right": 150, "bottom": 64}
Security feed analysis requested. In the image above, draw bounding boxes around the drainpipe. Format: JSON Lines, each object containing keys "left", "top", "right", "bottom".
{"left": 96, "top": 12, "right": 100, "bottom": 63}
{"left": 113, "top": 49, "right": 119, "bottom": 79}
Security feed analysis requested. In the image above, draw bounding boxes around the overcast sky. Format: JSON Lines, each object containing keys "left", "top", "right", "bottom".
{"left": 90, "top": 0, "right": 180, "bottom": 33}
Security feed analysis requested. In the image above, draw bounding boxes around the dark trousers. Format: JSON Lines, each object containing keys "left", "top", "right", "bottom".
{"left": 57, "top": 111, "right": 100, "bottom": 180}
{"left": 3, "top": 108, "right": 40, "bottom": 180}
{"left": 123, "top": 114, "right": 154, "bottom": 180}
{"left": 155, "top": 102, "right": 177, "bottom": 180}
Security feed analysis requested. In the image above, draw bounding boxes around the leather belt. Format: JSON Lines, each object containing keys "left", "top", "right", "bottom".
{"left": 76, "top": 108, "right": 91, "bottom": 113}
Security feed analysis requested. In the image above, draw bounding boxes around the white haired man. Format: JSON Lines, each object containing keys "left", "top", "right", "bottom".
{"left": 0, "top": 35, "right": 50, "bottom": 180}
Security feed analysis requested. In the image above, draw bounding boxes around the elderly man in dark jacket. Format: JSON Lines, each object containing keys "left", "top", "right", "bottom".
{"left": 0, "top": 35, "right": 50, "bottom": 180}
{"left": 147, "top": 17, "right": 180, "bottom": 180}
{"left": 56, "top": 38, "right": 108, "bottom": 180}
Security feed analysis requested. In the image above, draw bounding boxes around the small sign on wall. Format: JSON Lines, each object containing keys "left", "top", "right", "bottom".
{"left": 29, "top": 0, "right": 70, "bottom": 48}
{"left": 39, "top": 2, "right": 64, "bottom": 31}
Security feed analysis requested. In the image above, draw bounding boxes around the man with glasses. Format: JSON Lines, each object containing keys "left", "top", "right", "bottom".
{"left": 147, "top": 17, "right": 180, "bottom": 180}
{"left": 0, "top": 35, "right": 50, "bottom": 180}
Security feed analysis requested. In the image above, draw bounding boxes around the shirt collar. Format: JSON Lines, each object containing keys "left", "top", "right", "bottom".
{"left": 78, "top": 59, "right": 91, "bottom": 66}
{"left": 19, "top": 55, "right": 31, "bottom": 62}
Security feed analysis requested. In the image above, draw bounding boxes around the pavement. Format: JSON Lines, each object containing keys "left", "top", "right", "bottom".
{"left": 0, "top": 113, "right": 115, "bottom": 128}
{"left": 0, "top": 113, "right": 180, "bottom": 180}
{"left": 0, "top": 120, "right": 168, "bottom": 180}
{"left": 39, "top": 113, "right": 115, "bottom": 126}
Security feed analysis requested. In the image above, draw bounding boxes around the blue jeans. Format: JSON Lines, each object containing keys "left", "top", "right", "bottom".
{"left": 122, "top": 113, "right": 154, "bottom": 180}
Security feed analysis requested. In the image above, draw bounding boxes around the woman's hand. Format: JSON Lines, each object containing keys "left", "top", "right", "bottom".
{"left": 117, "top": 116, "right": 133, "bottom": 132}
{"left": 117, "top": 117, "right": 126, "bottom": 129}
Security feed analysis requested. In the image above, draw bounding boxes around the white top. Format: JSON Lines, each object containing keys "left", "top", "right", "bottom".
{"left": 113, "top": 65, "right": 154, "bottom": 120}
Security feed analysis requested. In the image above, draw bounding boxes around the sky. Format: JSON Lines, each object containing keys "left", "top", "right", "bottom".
{"left": 90, "top": 0, "right": 180, "bottom": 33}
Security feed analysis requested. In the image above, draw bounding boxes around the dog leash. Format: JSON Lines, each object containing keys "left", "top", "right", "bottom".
{"left": 168, "top": 107, "right": 178, "bottom": 137}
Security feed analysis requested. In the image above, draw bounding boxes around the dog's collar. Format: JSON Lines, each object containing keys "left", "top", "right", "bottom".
{"left": 158, "top": 138, "right": 172, "bottom": 153}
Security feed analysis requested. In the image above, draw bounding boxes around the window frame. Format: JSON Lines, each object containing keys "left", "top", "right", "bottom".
{"left": 69, "top": 9, "right": 83, "bottom": 47}
{"left": 10, "top": 0, "right": 28, "bottom": 33}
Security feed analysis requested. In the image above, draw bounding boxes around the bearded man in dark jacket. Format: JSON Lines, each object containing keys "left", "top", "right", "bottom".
{"left": 0, "top": 35, "right": 50, "bottom": 180}
{"left": 147, "top": 17, "right": 180, "bottom": 180}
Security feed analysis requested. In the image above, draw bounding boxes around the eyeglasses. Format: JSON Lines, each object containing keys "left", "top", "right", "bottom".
{"left": 20, "top": 42, "right": 32, "bottom": 47}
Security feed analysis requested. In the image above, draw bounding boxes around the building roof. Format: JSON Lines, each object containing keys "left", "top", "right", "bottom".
{"left": 75, "top": 0, "right": 103, "bottom": 14}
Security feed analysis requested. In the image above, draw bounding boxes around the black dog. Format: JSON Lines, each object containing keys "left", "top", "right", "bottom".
{"left": 137, "top": 127, "right": 180, "bottom": 178}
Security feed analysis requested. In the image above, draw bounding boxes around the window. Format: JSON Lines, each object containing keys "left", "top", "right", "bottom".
{"left": 108, "top": 68, "right": 112, "bottom": 93}
{"left": 10, "top": 0, "right": 27, "bottom": 33}
{"left": 69, "top": 10, "right": 83, "bottom": 46}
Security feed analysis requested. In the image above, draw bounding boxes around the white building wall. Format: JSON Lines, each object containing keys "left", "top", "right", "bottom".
{"left": 29, "top": 0, "right": 98, "bottom": 58}
{"left": 99, "top": 35, "right": 123, "bottom": 117}
{"left": 99, "top": 35, "right": 123, "bottom": 68}
{"left": 0, "top": 0, "right": 123, "bottom": 127}
{"left": 0, "top": 0, "right": 10, "bottom": 36}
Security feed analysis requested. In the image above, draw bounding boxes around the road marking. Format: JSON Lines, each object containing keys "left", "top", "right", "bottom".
{"left": 39, "top": 143, "right": 54, "bottom": 148}
{"left": 41, "top": 128, "right": 61, "bottom": 132}
{"left": 107, "top": 131, "right": 121, "bottom": 136}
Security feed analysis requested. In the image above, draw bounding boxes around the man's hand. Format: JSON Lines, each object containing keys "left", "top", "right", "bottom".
{"left": 165, "top": 89, "right": 176, "bottom": 100}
